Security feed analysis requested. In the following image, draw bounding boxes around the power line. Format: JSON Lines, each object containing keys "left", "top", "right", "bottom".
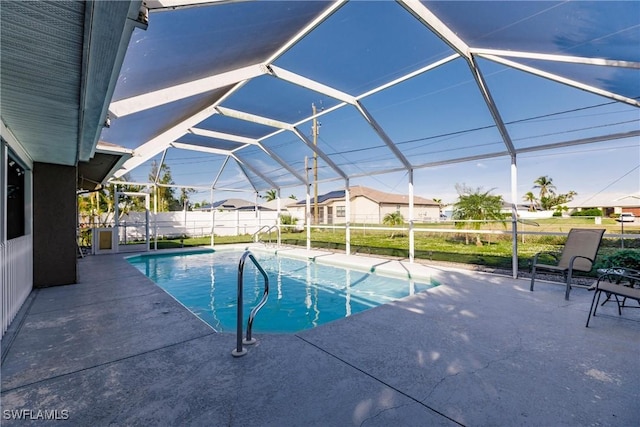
{"left": 574, "top": 165, "right": 640, "bottom": 207}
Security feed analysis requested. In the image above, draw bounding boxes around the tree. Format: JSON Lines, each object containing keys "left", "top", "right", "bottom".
{"left": 532, "top": 176, "right": 576, "bottom": 210}
{"left": 179, "top": 187, "right": 197, "bottom": 210}
{"left": 264, "top": 189, "right": 277, "bottom": 202}
{"left": 192, "top": 199, "right": 209, "bottom": 210}
{"left": 77, "top": 175, "right": 144, "bottom": 245}
{"left": 523, "top": 192, "right": 538, "bottom": 212}
{"left": 382, "top": 211, "right": 404, "bottom": 238}
{"left": 533, "top": 175, "right": 556, "bottom": 200}
{"left": 149, "top": 161, "right": 178, "bottom": 211}
{"left": 452, "top": 184, "right": 505, "bottom": 245}
{"left": 289, "top": 194, "right": 297, "bottom": 200}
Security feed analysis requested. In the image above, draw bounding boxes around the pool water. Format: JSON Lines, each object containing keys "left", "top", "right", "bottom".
{"left": 127, "top": 250, "right": 435, "bottom": 333}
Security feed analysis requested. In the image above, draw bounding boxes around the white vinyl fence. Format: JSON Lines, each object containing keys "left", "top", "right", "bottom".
{"left": 1, "top": 234, "right": 33, "bottom": 337}
{"left": 86, "top": 210, "right": 283, "bottom": 243}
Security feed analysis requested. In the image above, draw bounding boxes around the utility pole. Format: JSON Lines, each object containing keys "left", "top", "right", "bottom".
{"left": 312, "top": 103, "right": 319, "bottom": 225}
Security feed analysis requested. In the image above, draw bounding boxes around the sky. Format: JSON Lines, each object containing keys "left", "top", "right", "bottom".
{"left": 106, "top": 1, "right": 640, "bottom": 209}
{"left": 159, "top": 138, "right": 639, "bottom": 208}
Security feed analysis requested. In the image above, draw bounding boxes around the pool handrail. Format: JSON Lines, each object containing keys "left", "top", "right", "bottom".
{"left": 232, "top": 250, "right": 269, "bottom": 357}
{"left": 252, "top": 225, "right": 280, "bottom": 246}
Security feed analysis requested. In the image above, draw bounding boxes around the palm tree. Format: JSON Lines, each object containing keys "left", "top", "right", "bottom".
{"left": 523, "top": 192, "right": 538, "bottom": 212}
{"left": 264, "top": 189, "right": 277, "bottom": 202}
{"left": 179, "top": 187, "right": 196, "bottom": 210}
{"left": 382, "top": 211, "right": 404, "bottom": 238}
{"left": 533, "top": 176, "right": 556, "bottom": 201}
{"left": 452, "top": 184, "right": 505, "bottom": 245}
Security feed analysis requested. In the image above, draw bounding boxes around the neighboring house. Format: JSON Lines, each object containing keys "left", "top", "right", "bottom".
{"left": 500, "top": 203, "right": 548, "bottom": 219}
{"left": 194, "top": 198, "right": 274, "bottom": 212}
{"left": 568, "top": 194, "right": 640, "bottom": 217}
{"left": 259, "top": 199, "right": 294, "bottom": 212}
{"left": 287, "top": 186, "right": 440, "bottom": 224}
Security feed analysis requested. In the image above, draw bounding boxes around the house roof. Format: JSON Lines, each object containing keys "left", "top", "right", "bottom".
{"left": 195, "top": 198, "right": 257, "bottom": 210}
{"left": 290, "top": 186, "right": 438, "bottom": 207}
{"left": 77, "top": 142, "right": 133, "bottom": 191}
{"left": 350, "top": 186, "right": 438, "bottom": 206}
{"left": 1, "top": 1, "right": 140, "bottom": 167}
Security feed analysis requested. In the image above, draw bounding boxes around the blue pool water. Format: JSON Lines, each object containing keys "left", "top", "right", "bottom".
{"left": 127, "top": 250, "right": 435, "bottom": 333}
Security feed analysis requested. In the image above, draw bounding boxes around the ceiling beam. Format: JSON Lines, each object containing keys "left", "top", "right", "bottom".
{"left": 231, "top": 154, "right": 278, "bottom": 190}
{"left": 413, "top": 151, "right": 510, "bottom": 170}
{"left": 291, "top": 127, "right": 348, "bottom": 180}
{"left": 514, "top": 130, "right": 640, "bottom": 154}
{"left": 267, "top": 65, "right": 357, "bottom": 104}
{"left": 467, "top": 56, "right": 517, "bottom": 155}
{"left": 109, "top": 64, "right": 264, "bottom": 118}
{"left": 399, "top": 0, "right": 470, "bottom": 59}
{"left": 470, "top": 48, "right": 640, "bottom": 69}
{"left": 170, "top": 142, "right": 232, "bottom": 156}
{"left": 354, "top": 101, "right": 413, "bottom": 170}
{"left": 154, "top": 149, "right": 168, "bottom": 184}
{"left": 189, "top": 128, "right": 261, "bottom": 145}
{"left": 113, "top": 105, "right": 220, "bottom": 177}
{"left": 234, "top": 143, "right": 306, "bottom": 184}
{"left": 480, "top": 54, "right": 640, "bottom": 108}
{"left": 357, "top": 53, "right": 460, "bottom": 100}
{"left": 408, "top": 130, "right": 640, "bottom": 171}
{"left": 211, "top": 155, "right": 230, "bottom": 189}
{"left": 216, "top": 106, "right": 294, "bottom": 130}
{"left": 265, "top": 0, "right": 348, "bottom": 64}
{"left": 144, "top": 0, "right": 243, "bottom": 10}
{"left": 114, "top": 75, "right": 250, "bottom": 178}
{"left": 400, "top": 0, "right": 516, "bottom": 157}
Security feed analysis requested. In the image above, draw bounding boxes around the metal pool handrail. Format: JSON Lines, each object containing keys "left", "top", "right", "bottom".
{"left": 252, "top": 224, "right": 280, "bottom": 246}
{"left": 232, "top": 250, "right": 269, "bottom": 357}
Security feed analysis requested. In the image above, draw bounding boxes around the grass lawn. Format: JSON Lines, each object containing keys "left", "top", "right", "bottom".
{"left": 151, "top": 218, "right": 639, "bottom": 273}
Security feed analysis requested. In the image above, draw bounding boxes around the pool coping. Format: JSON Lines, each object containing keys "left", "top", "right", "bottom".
{"left": 124, "top": 243, "right": 441, "bottom": 284}
{"left": 2, "top": 249, "right": 639, "bottom": 425}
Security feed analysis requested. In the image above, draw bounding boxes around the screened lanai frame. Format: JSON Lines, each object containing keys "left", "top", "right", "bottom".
{"left": 102, "top": 0, "right": 640, "bottom": 276}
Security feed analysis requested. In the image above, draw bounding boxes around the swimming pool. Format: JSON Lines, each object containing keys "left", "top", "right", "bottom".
{"left": 127, "top": 250, "right": 436, "bottom": 333}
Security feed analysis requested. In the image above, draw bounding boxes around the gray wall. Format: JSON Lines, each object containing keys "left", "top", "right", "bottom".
{"left": 33, "top": 162, "right": 77, "bottom": 287}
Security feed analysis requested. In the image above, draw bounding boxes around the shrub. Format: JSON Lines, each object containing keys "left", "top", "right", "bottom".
{"left": 571, "top": 208, "right": 603, "bottom": 217}
{"left": 279, "top": 213, "right": 299, "bottom": 232}
{"left": 595, "top": 249, "right": 640, "bottom": 271}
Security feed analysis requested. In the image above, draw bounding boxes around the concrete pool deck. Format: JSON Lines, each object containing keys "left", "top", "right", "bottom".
{"left": 1, "top": 245, "right": 639, "bottom": 426}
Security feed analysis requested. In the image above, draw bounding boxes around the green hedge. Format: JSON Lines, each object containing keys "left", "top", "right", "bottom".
{"left": 595, "top": 249, "right": 640, "bottom": 271}
{"left": 571, "top": 208, "right": 603, "bottom": 217}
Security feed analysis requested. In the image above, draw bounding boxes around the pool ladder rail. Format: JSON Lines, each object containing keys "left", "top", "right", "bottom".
{"left": 232, "top": 250, "right": 270, "bottom": 357}
{"left": 252, "top": 225, "right": 280, "bottom": 247}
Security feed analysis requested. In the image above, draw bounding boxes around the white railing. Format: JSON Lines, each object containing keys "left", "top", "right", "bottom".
{"left": 1, "top": 234, "right": 33, "bottom": 337}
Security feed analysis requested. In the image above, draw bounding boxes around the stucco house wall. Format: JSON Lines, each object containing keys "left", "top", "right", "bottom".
{"left": 285, "top": 188, "right": 441, "bottom": 225}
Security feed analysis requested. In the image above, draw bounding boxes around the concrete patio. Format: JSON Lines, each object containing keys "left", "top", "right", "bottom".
{"left": 1, "top": 247, "right": 639, "bottom": 426}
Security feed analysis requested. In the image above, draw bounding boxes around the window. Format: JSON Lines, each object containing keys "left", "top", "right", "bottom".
{"left": 7, "top": 153, "right": 26, "bottom": 239}
{"left": 336, "top": 205, "right": 345, "bottom": 217}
